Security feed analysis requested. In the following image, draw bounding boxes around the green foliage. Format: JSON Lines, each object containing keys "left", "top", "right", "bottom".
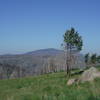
{"left": 84, "top": 53, "right": 100, "bottom": 66}
{"left": 63, "top": 28, "right": 83, "bottom": 51}
{"left": 91, "top": 54, "right": 97, "bottom": 64}
{"left": 0, "top": 71, "right": 100, "bottom": 100}
{"left": 97, "top": 56, "right": 100, "bottom": 63}
{"left": 84, "top": 53, "right": 90, "bottom": 64}
{"left": 62, "top": 28, "right": 83, "bottom": 75}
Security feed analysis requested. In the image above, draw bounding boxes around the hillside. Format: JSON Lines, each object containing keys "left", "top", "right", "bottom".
{"left": 25, "top": 48, "right": 63, "bottom": 56}
{"left": 0, "top": 48, "right": 85, "bottom": 79}
{"left": 0, "top": 71, "right": 100, "bottom": 100}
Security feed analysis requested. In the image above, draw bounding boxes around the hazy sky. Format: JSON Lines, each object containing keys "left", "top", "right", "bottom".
{"left": 0, "top": 0, "right": 100, "bottom": 54}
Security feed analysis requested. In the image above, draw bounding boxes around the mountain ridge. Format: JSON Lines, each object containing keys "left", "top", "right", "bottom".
{"left": 0, "top": 48, "right": 85, "bottom": 79}
{"left": 0, "top": 48, "right": 63, "bottom": 56}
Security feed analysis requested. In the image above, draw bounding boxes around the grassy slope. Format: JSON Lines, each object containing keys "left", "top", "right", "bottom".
{"left": 0, "top": 72, "right": 100, "bottom": 100}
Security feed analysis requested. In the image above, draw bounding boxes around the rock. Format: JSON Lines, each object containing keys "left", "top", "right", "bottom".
{"left": 67, "top": 78, "right": 77, "bottom": 85}
{"left": 67, "top": 67, "right": 100, "bottom": 85}
{"left": 10, "top": 71, "right": 18, "bottom": 79}
{"left": 79, "top": 67, "right": 100, "bottom": 83}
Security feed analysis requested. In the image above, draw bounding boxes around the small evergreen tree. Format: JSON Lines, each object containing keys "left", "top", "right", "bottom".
{"left": 62, "top": 28, "right": 83, "bottom": 76}
{"left": 84, "top": 53, "right": 90, "bottom": 65}
{"left": 97, "top": 56, "right": 100, "bottom": 63}
{"left": 91, "top": 54, "right": 97, "bottom": 64}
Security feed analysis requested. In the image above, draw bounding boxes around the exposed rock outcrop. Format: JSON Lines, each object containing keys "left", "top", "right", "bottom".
{"left": 79, "top": 67, "right": 100, "bottom": 82}
{"left": 67, "top": 67, "right": 100, "bottom": 85}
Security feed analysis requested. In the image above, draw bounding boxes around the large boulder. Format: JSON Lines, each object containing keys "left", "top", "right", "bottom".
{"left": 67, "top": 67, "right": 100, "bottom": 85}
{"left": 79, "top": 67, "right": 100, "bottom": 82}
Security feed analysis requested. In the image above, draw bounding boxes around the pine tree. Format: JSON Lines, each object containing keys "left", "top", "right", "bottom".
{"left": 62, "top": 28, "right": 83, "bottom": 76}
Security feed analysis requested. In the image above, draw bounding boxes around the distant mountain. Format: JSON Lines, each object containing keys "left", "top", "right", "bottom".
{"left": 0, "top": 48, "right": 85, "bottom": 79}
{"left": 25, "top": 48, "right": 63, "bottom": 56}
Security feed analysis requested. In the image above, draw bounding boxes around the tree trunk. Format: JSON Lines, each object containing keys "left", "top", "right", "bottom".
{"left": 66, "top": 44, "right": 70, "bottom": 76}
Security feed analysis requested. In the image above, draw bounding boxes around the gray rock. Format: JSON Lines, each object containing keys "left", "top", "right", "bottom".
{"left": 67, "top": 67, "right": 100, "bottom": 85}
{"left": 79, "top": 67, "right": 100, "bottom": 82}
{"left": 67, "top": 78, "right": 78, "bottom": 85}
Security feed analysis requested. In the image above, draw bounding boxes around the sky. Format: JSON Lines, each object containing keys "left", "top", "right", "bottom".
{"left": 0, "top": 0, "right": 100, "bottom": 54}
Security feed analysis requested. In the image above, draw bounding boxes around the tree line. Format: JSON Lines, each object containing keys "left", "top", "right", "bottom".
{"left": 85, "top": 53, "right": 100, "bottom": 67}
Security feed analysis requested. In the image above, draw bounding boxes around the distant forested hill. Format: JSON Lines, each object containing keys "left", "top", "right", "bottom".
{"left": 0, "top": 48, "right": 85, "bottom": 79}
